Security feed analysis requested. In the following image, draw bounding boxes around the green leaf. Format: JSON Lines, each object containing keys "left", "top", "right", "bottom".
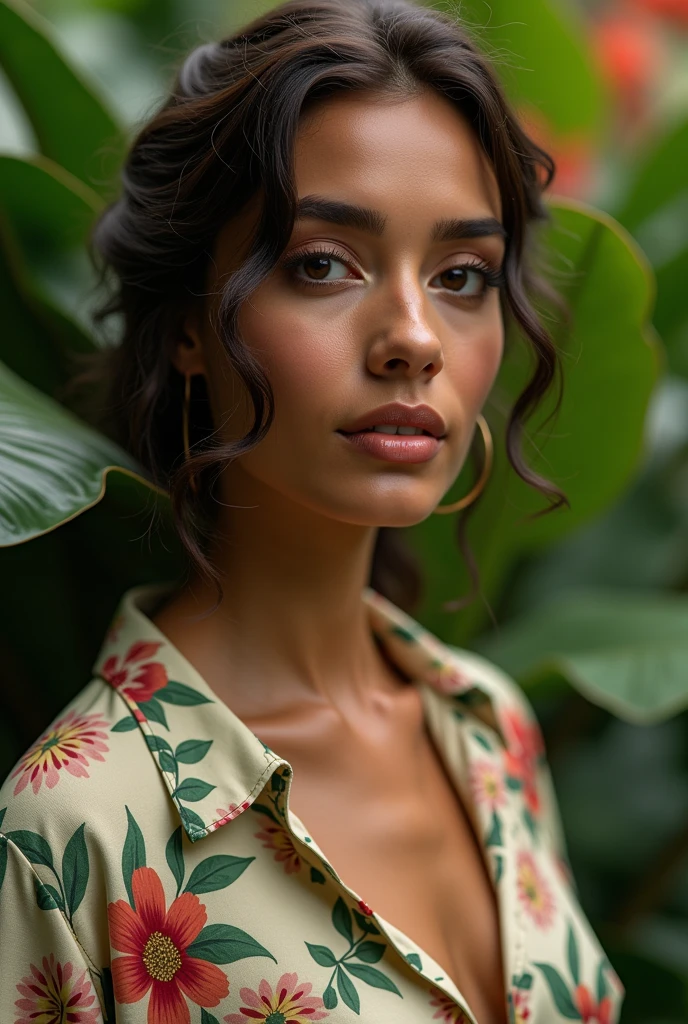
{"left": 352, "top": 909, "right": 380, "bottom": 935}
{"left": 332, "top": 896, "right": 354, "bottom": 943}
{"left": 493, "top": 854, "right": 504, "bottom": 886}
{"left": 596, "top": 959, "right": 608, "bottom": 1005}
{"left": 158, "top": 750, "right": 178, "bottom": 778}
{"left": 173, "top": 778, "right": 216, "bottom": 802}
{"left": 34, "top": 878, "right": 63, "bottom": 911}
{"left": 157, "top": 681, "right": 213, "bottom": 706}
{"left": 406, "top": 952, "right": 422, "bottom": 971}
{"left": 184, "top": 855, "right": 254, "bottom": 895}
{"left": 449, "top": 0, "right": 607, "bottom": 137}
{"left": 0, "top": 807, "right": 6, "bottom": 830}
{"left": 200, "top": 1011, "right": 221, "bottom": 1024}
{"left": 0, "top": 837, "right": 7, "bottom": 892}
{"left": 187, "top": 923, "right": 276, "bottom": 964}
{"left": 475, "top": 588, "right": 688, "bottom": 722}
{"left": 471, "top": 730, "right": 492, "bottom": 751}
{"left": 179, "top": 806, "right": 206, "bottom": 837}
{"left": 336, "top": 964, "right": 361, "bottom": 1014}
{"left": 249, "top": 803, "right": 281, "bottom": 826}
{"left": 310, "top": 867, "right": 326, "bottom": 884}
{"left": 485, "top": 811, "right": 503, "bottom": 849}
{"left": 533, "top": 963, "right": 580, "bottom": 1019}
{"left": 323, "top": 983, "right": 338, "bottom": 1009}
{"left": 165, "top": 827, "right": 184, "bottom": 895}
{"left": 0, "top": 359, "right": 149, "bottom": 546}
{"left": 175, "top": 739, "right": 213, "bottom": 763}
{"left": 513, "top": 972, "right": 533, "bottom": 991}
{"left": 139, "top": 697, "right": 168, "bottom": 729}
{"left": 111, "top": 716, "right": 137, "bottom": 733}
{"left": 62, "top": 822, "right": 89, "bottom": 918}
{"left": 6, "top": 829, "right": 54, "bottom": 868}
{"left": 344, "top": 962, "right": 402, "bottom": 996}
{"left": 0, "top": 0, "right": 125, "bottom": 192}
{"left": 617, "top": 119, "right": 688, "bottom": 232}
{"left": 122, "top": 806, "right": 145, "bottom": 908}
{"left": 305, "top": 943, "right": 338, "bottom": 967}
{"left": 412, "top": 202, "right": 658, "bottom": 648}
{"left": 567, "top": 923, "right": 580, "bottom": 987}
{"left": 352, "top": 941, "right": 385, "bottom": 964}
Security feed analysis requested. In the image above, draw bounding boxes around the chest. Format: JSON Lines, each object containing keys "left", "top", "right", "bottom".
{"left": 248, "top": 701, "right": 509, "bottom": 1024}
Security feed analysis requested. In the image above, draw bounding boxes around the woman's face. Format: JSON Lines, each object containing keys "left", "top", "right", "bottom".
{"left": 181, "top": 87, "right": 505, "bottom": 528}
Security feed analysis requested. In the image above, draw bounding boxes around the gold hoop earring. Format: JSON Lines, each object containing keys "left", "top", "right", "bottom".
{"left": 182, "top": 373, "right": 199, "bottom": 495}
{"left": 432, "top": 413, "right": 493, "bottom": 514}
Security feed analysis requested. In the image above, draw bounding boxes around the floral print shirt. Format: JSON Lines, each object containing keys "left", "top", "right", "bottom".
{"left": 0, "top": 583, "right": 624, "bottom": 1024}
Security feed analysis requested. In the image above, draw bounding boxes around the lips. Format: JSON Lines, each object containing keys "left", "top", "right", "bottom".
{"left": 338, "top": 403, "right": 447, "bottom": 439}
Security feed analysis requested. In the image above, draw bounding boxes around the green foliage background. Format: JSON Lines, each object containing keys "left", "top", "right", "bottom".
{"left": 0, "top": 0, "right": 687, "bottom": 1018}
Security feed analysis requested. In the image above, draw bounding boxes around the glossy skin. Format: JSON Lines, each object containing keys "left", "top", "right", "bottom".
{"left": 155, "top": 87, "right": 507, "bottom": 1023}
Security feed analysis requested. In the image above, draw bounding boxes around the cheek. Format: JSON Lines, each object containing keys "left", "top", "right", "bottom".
{"left": 443, "top": 304, "right": 504, "bottom": 408}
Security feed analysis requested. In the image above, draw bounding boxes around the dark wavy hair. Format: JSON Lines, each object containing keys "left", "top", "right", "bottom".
{"left": 81, "top": 0, "right": 569, "bottom": 614}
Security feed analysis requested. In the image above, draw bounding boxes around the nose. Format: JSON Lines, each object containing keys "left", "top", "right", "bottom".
{"left": 365, "top": 281, "right": 444, "bottom": 380}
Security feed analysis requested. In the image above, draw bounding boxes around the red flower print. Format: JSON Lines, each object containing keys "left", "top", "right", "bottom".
{"left": 209, "top": 803, "right": 250, "bottom": 831}
{"left": 575, "top": 983, "right": 613, "bottom": 1024}
{"left": 502, "top": 707, "right": 544, "bottom": 818}
{"left": 11, "top": 709, "right": 109, "bottom": 797}
{"left": 102, "top": 641, "right": 167, "bottom": 704}
{"left": 357, "top": 899, "right": 374, "bottom": 916}
{"left": 14, "top": 953, "right": 102, "bottom": 1024}
{"left": 469, "top": 759, "right": 506, "bottom": 811}
{"left": 512, "top": 986, "right": 531, "bottom": 1023}
{"left": 254, "top": 821, "right": 302, "bottom": 874}
{"left": 516, "top": 851, "right": 555, "bottom": 930}
{"left": 224, "top": 972, "right": 328, "bottom": 1023}
{"left": 107, "top": 866, "right": 228, "bottom": 1023}
{"left": 428, "top": 986, "right": 470, "bottom": 1022}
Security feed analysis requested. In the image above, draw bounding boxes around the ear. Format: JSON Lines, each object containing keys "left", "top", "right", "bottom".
{"left": 171, "top": 311, "right": 207, "bottom": 377}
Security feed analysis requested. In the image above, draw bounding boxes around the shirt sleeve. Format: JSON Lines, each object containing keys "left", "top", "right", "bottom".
{"left": 0, "top": 832, "right": 107, "bottom": 1023}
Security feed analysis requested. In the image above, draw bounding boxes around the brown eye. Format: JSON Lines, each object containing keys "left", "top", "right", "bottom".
{"left": 304, "top": 256, "right": 333, "bottom": 280}
{"left": 440, "top": 268, "right": 481, "bottom": 292}
{"left": 431, "top": 264, "right": 488, "bottom": 298}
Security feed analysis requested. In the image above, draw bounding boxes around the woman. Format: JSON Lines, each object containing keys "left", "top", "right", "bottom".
{"left": 0, "top": 1, "right": 624, "bottom": 1022}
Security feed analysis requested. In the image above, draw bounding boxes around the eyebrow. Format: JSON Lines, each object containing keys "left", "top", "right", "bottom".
{"left": 295, "top": 194, "right": 507, "bottom": 243}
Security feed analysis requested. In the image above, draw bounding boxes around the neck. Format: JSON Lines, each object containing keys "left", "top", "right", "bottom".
{"left": 154, "top": 467, "right": 405, "bottom": 717}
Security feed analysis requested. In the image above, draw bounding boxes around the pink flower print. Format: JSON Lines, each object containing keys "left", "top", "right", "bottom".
{"left": 429, "top": 986, "right": 470, "bottom": 1022}
{"left": 512, "top": 987, "right": 531, "bottom": 1023}
{"left": 469, "top": 759, "right": 506, "bottom": 811}
{"left": 427, "top": 655, "right": 472, "bottom": 695}
{"left": 254, "top": 820, "right": 303, "bottom": 874}
{"left": 101, "top": 640, "right": 167, "bottom": 704}
{"left": 502, "top": 706, "right": 544, "bottom": 818}
{"left": 11, "top": 709, "right": 110, "bottom": 796}
{"left": 14, "top": 954, "right": 102, "bottom": 1024}
{"left": 516, "top": 851, "right": 555, "bottom": 930}
{"left": 224, "top": 972, "right": 328, "bottom": 1023}
{"left": 210, "top": 803, "right": 250, "bottom": 831}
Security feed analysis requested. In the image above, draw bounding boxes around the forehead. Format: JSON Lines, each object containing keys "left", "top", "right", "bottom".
{"left": 294, "top": 88, "right": 502, "bottom": 225}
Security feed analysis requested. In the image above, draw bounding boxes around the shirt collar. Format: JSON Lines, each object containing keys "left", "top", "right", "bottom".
{"left": 93, "top": 582, "right": 499, "bottom": 843}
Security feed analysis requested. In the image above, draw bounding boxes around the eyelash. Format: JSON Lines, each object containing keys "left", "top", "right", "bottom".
{"left": 281, "top": 244, "right": 506, "bottom": 298}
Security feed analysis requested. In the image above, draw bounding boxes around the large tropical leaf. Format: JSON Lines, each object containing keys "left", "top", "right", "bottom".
{"left": 0, "top": 0, "right": 125, "bottom": 194}
{"left": 472, "top": 587, "right": 688, "bottom": 723}
{"left": 411, "top": 199, "right": 660, "bottom": 644}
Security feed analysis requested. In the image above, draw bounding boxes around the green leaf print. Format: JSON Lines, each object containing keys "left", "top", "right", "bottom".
{"left": 310, "top": 867, "right": 326, "bottom": 884}
{"left": 493, "top": 854, "right": 504, "bottom": 885}
{"left": 101, "top": 966, "right": 116, "bottom": 1023}
{"left": 62, "top": 823, "right": 89, "bottom": 917}
{"left": 250, "top": 802, "right": 281, "bottom": 826}
{"left": 158, "top": 750, "right": 178, "bottom": 779}
{"left": 336, "top": 964, "right": 361, "bottom": 1014}
{"left": 352, "top": 909, "right": 380, "bottom": 935}
{"left": 173, "top": 778, "right": 215, "bottom": 802}
{"left": 165, "top": 826, "right": 185, "bottom": 896}
{"left": 33, "top": 877, "right": 63, "bottom": 911}
{"left": 0, "top": 806, "right": 6, "bottom": 829}
{"left": 184, "top": 854, "right": 254, "bottom": 895}
{"left": 513, "top": 972, "right": 533, "bottom": 990}
{"left": 333, "top": 895, "right": 354, "bottom": 943}
{"left": 344, "top": 962, "right": 402, "bottom": 995}
{"left": 485, "top": 811, "right": 503, "bottom": 848}
{"left": 351, "top": 941, "right": 385, "bottom": 963}
{"left": 122, "top": 807, "right": 146, "bottom": 908}
{"left": 7, "top": 829, "right": 54, "bottom": 868}
{"left": 306, "top": 943, "right": 339, "bottom": 967}
{"left": 179, "top": 806, "right": 206, "bottom": 836}
{"left": 471, "top": 730, "right": 492, "bottom": 751}
{"left": 534, "top": 963, "right": 580, "bottom": 1019}
{"left": 0, "top": 835, "right": 7, "bottom": 892}
{"left": 405, "top": 952, "right": 423, "bottom": 971}
{"left": 201, "top": 1011, "right": 221, "bottom": 1024}
{"left": 139, "top": 696, "right": 168, "bottom": 729}
{"left": 146, "top": 735, "right": 174, "bottom": 755}
{"left": 323, "top": 982, "right": 338, "bottom": 1009}
{"left": 186, "top": 923, "right": 277, "bottom": 964}
{"left": 175, "top": 739, "right": 213, "bottom": 763}
{"left": 158, "top": 681, "right": 213, "bottom": 706}
{"left": 567, "top": 923, "right": 580, "bottom": 986}
{"left": 596, "top": 959, "right": 610, "bottom": 1004}
{"left": 111, "top": 716, "right": 137, "bottom": 732}
{"left": 390, "top": 625, "right": 417, "bottom": 642}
